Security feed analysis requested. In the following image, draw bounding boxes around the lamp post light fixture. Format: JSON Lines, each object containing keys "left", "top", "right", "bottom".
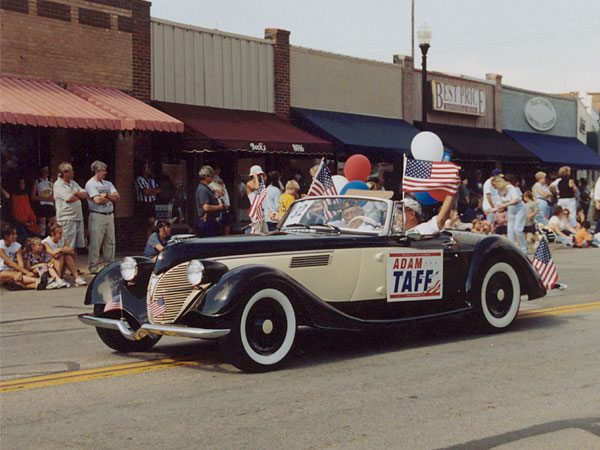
{"left": 417, "top": 23, "right": 432, "bottom": 124}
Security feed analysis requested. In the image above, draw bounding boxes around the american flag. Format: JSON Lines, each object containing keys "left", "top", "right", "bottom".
{"left": 149, "top": 297, "right": 167, "bottom": 318}
{"left": 307, "top": 161, "right": 338, "bottom": 220}
{"left": 402, "top": 159, "right": 460, "bottom": 197}
{"left": 103, "top": 293, "right": 122, "bottom": 313}
{"left": 248, "top": 178, "right": 267, "bottom": 233}
{"left": 532, "top": 237, "right": 558, "bottom": 290}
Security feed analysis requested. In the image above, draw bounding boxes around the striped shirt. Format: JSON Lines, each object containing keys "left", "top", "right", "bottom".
{"left": 135, "top": 176, "right": 158, "bottom": 203}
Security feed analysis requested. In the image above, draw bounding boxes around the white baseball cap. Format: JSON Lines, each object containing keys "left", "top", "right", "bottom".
{"left": 403, "top": 198, "right": 422, "bottom": 216}
{"left": 248, "top": 165, "right": 265, "bottom": 177}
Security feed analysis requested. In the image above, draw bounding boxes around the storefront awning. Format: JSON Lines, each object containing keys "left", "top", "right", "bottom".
{"left": 504, "top": 130, "right": 600, "bottom": 170}
{"left": 415, "top": 122, "right": 539, "bottom": 162}
{"left": 153, "top": 102, "right": 333, "bottom": 154}
{"left": 291, "top": 107, "right": 420, "bottom": 158}
{"left": 67, "top": 83, "right": 183, "bottom": 132}
{"left": 0, "top": 74, "right": 121, "bottom": 130}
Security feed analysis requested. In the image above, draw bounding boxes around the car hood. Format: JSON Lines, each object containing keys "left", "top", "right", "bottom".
{"left": 153, "top": 232, "right": 386, "bottom": 274}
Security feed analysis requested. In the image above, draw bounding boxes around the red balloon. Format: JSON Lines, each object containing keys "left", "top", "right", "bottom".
{"left": 344, "top": 154, "right": 371, "bottom": 181}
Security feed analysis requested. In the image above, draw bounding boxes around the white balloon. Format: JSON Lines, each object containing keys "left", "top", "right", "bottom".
{"left": 331, "top": 175, "right": 348, "bottom": 194}
{"left": 410, "top": 131, "right": 444, "bottom": 162}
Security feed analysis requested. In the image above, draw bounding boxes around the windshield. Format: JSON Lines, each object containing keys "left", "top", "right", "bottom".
{"left": 280, "top": 196, "right": 389, "bottom": 233}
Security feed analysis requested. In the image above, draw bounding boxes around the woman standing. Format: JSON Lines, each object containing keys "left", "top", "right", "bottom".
{"left": 553, "top": 166, "right": 578, "bottom": 229}
{"left": 532, "top": 171, "right": 552, "bottom": 223}
{"left": 491, "top": 175, "right": 528, "bottom": 253}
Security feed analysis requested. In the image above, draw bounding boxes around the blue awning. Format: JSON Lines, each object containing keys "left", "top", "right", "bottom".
{"left": 505, "top": 130, "right": 600, "bottom": 169}
{"left": 291, "top": 107, "right": 421, "bottom": 159}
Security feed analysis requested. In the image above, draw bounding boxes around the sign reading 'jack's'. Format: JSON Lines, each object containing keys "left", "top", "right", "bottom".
{"left": 431, "top": 80, "right": 486, "bottom": 116}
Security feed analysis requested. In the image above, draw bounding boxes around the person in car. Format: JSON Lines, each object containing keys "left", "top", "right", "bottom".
{"left": 394, "top": 194, "right": 454, "bottom": 234}
{"left": 329, "top": 199, "right": 375, "bottom": 231}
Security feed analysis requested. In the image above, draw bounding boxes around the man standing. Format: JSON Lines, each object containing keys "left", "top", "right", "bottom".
{"left": 135, "top": 162, "right": 161, "bottom": 238}
{"left": 195, "top": 166, "right": 225, "bottom": 238}
{"left": 53, "top": 162, "right": 87, "bottom": 266}
{"left": 85, "top": 160, "right": 120, "bottom": 274}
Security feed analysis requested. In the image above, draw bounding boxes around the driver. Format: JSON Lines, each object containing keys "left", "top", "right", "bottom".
{"left": 394, "top": 195, "right": 454, "bottom": 234}
{"left": 329, "top": 199, "right": 375, "bottom": 231}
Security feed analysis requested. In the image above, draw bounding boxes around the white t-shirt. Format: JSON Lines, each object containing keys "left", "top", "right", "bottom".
{"left": 594, "top": 178, "right": 600, "bottom": 202}
{"left": 0, "top": 240, "right": 21, "bottom": 271}
{"left": 549, "top": 215, "right": 568, "bottom": 231}
{"left": 411, "top": 215, "right": 440, "bottom": 235}
{"left": 42, "top": 236, "right": 65, "bottom": 262}
{"left": 482, "top": 178, "right": 499, "bottom": 212}
{"left": 85, "top": 178, "right": 117, "bottom": 213}
{"left": 498, "top": 185, "right": 521, "bottom": 204}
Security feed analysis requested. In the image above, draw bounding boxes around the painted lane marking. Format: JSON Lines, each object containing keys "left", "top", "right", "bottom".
{"left": 2, "top": 302, "right": 600, "bottom": 393}
{"left": 0, "top": 357, "right": 213, "bottom": 393}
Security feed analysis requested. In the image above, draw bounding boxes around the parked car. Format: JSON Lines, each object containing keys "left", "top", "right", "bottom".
{"left": 79, "top": 193, "right": 546, "bottom": 372}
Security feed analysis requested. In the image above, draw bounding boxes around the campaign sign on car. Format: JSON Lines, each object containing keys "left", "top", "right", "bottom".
{"left": 387, "top": 250, "right": 443, "bottom": 301}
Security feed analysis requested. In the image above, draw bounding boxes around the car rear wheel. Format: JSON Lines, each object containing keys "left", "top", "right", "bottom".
{"left": 93, "top": 304, "right": 161, "bottom": 352}
{"left": 220, "top": 287, "right": 297, "bottom": 372}
{"left": 476, "top": 262, "right": 521, "bottom": 332}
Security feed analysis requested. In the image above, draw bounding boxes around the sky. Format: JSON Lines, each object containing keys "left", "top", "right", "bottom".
{"left": 150, "top": 0, "right": 600, "bottom": 96}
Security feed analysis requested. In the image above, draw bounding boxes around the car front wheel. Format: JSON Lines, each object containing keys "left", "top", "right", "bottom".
{"left": 93, "top": 304, "right": 162, "bottom": 352}
{"left": 220, "top": 286, "right": 297, "bottom": 372}
{"left": 476, "top": 262, "right": 521, "bottom": 332}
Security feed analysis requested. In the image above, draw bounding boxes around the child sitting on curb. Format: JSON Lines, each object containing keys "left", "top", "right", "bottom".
{"left": 42, "top": 223, "right": 87, "bottom": 287}
{"left": 24, "top": 237, "right": 63, "bottom": 289}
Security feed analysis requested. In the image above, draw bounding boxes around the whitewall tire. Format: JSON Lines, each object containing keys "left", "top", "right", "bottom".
{"left": 478, "top": 262, "right": 520, "bottom": 331}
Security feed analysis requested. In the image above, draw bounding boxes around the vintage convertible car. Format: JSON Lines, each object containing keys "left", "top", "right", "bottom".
{"left": 79, "top": 194, "right": 546, "bottom": 372}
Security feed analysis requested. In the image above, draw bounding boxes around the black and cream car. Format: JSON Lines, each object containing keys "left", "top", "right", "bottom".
{"left": 79, "top": 194, "right": 546, "bottom": 372}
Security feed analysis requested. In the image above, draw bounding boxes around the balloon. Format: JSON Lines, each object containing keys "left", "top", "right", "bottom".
{"left": 331, "top": 175, "right": 348, "bottom": 194}
{"left": 410, "top": 131, "right": 444, "bottom": 162}
{"left": 344, "top": 154, "right": 371, "bottom": 181}
{"left": 414, "top": 191, "right": 439, "bottom": 205}
{"left": 442, "top": 152, "right": 452, "bottom": 161}
{"left": 340, "top": 180, "right": 369, "bottom": 195}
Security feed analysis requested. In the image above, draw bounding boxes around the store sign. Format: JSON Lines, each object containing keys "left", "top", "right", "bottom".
{"left": 524, "top": 97, "right": 557, "bottom": 131}
{"left": 292, "top": 144, "right": 305, "bottom": 153}
{"left": 249, "top": 142, "right": 267, "bottom": 152}
{"left": 431, "top": 80, "right": 486, "bottom": 116}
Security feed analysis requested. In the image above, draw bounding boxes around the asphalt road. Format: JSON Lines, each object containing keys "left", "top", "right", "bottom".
{"left": 1, "top": 245, "right": 599, "bottom": 449}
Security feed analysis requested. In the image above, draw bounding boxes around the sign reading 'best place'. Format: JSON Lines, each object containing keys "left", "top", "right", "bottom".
{"left": 431, "top": 80, "right": 486, "bottom": 116}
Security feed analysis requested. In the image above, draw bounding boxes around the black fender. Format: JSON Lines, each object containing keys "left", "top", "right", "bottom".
{"left": 84, "top": 256, "right": 154, "bottom": 326}
{"left": 465, "top": 235, "right": 546, "bottom": 301}
{"left": 188, "top": 265, "right": 386, "bottom": 332}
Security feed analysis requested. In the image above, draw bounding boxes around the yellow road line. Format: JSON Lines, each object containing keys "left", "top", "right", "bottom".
{"left": 517, "top": 301, "right": 600, "bottom": 319}
{"left": 2, "top": 301, "right": 600, "bottom": 393}
{"left": 0, "top": 357, "right": 207, "bottom": 393}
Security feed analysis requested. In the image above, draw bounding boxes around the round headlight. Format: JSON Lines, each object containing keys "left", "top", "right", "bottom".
{"left": 187, "top": 260, "right": 204, "bottom": 286}
{"left": 120, "top": 257, "right": 137, "bottom": 281}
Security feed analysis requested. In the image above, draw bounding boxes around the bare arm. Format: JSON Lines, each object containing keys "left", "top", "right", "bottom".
{"left": 435, "top": 195, "right": 455, "bottom": 231}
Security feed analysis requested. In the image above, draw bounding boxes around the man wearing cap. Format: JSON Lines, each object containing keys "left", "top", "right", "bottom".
{"left": 195, "top": 165, "right": 225, "bottom": 238}
{"left": 395, "top": 195, "right": 454, "bottom": 235}
{"left": 329, "top": 199, "right": 374, "bottom": 231}
{"left": 482, "top": 169, "right": 502, "bottom": 225}
{"left": 246, "top": 165, "right": 266, "bottom": 205}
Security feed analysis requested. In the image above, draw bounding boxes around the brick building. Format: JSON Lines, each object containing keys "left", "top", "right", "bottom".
{"left": 0, "top": 0, "right": 182, "bottom": 250}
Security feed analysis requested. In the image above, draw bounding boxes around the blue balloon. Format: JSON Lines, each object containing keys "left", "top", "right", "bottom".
{"left": 442, "top": 152, "right": 452, "bottom": 161}
{"left": 340, "top": 180, "right": 369, "bottom": 195}
{"left": 414, "top": 191, "right": 438, "bottom": 205}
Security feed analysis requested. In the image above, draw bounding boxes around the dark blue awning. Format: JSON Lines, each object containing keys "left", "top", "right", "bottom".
{"left": 505, "top": 130, "right": 600, "bottom": 169}
{"left": 291, "top": 107, "right": 421, "bottom": 159}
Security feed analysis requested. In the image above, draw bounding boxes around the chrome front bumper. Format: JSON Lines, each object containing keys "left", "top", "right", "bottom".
{"left": 78, "top": 314, "right": 230, "bottom": 341}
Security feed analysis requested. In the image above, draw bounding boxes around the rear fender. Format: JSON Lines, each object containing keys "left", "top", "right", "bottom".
{"left": 466, "top": 236, "right": 546, "bottom": 300}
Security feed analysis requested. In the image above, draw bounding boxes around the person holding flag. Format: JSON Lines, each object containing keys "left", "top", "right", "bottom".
{"left": 248, "top": 176, "right": 268, "bottom": 234}
{"left": 397, "top": 155, "right": 460, "bottom": 234}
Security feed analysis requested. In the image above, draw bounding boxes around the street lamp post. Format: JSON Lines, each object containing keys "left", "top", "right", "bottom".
{"left": 417, "top": 23, "right": 432, "bottom": 124}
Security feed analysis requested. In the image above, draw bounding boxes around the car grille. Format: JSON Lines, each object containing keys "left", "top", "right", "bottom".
{"left": 289, "top": 254, "right": 332, "bottom": 268}
{"left": 147, "top": 262, "right": 194, "bottom": 324}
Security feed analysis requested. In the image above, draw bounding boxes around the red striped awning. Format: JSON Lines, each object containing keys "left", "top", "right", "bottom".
{"left": 0, "top": 75, "right": 121, "bottom": 130}
{"left": 67, "top": 83, "right": 183, "bottom": 132}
